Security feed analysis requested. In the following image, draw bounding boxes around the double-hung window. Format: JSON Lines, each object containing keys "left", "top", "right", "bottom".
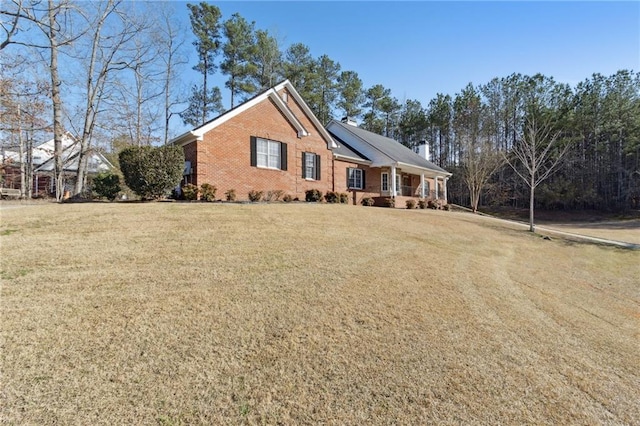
{"left": 302, "top": 152, "right": 321, "bottom": 180}
{"left": 381, "top": 172, "right": 389, "bottom": 192}
{"left": 251, "top": 136, "right": 287, "bottom": 171}
{"left": 347, "top": 167, "right": 364, "bottom": 190}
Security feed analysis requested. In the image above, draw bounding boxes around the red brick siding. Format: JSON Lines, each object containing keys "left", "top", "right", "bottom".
{"left": 185, "top": 95, "right": 333, "bottom": 201}
{"left": 333, "top": 160, "right": 381, "bottom": 205}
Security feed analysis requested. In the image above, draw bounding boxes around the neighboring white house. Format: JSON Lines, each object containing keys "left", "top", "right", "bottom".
{"left": 1, "top": 132, "right": 113, "bottom": 196}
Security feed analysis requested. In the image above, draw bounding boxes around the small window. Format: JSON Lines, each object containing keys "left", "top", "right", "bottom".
{"left": 347, "top": 167, "right": 364, "bottom": 190}
{"left": 381, "top": 172, "right": 389, "bottom": 192}
{"left": 302, "top": 152, "right": 321, "bottom": 180}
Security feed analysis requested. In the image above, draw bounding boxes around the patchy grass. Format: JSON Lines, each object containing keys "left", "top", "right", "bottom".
{"left": 1, "top": 202, "right": 638, "bottom": 424}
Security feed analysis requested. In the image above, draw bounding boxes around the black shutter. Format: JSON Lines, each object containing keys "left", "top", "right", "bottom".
{"left": 250, "top": 136, "right": 257, "bottom": 167}
{"left": 315, "top": 154, "right": 321, "bottom": 180}
{"left": 346, "top": 167, "right": 351, "bottom": 188}
{"left": 361, "top": 170, "right": 365, "bottom": 189}
{"left": 280, "top": 142, "right": 287, "bottom": 171}
{"left": 301, "top": 152, "right": 306, "bottom": 178}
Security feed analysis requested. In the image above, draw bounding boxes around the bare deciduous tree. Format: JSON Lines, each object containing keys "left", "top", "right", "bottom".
{"left": 505, "top": 113, "right": 570, "bottom": 231}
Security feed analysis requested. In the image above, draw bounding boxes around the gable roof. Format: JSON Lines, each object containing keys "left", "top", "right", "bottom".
{"left": 327, "top": 120, "right": 450, "bottom": 175}
{"left": 34, "top": 149, "right": 113, "bottom": 173}
{"left": 3, "top": 132, "right": 77, "bottom": 166}
{"left": 170, "top": 80, "right": 337, "bottom": 149}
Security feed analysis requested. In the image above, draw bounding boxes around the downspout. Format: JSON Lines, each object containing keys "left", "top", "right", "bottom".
{"left": 331, "top": 152, "right": 336, "bottom": 192}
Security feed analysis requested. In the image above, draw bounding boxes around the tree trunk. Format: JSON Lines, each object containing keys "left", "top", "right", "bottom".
{"left": 49, "top": 0, "right": 64, "bottom": 202}
{"left": 529, "top": 178, "right": 535, "bottom": 233}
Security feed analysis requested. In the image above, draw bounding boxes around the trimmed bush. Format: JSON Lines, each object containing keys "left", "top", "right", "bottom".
{"left": 384, "top": 197, "right": 395, "bottom": 208}
{"left": 324, "top": 191, "right": 339, "bottom": 203}
{"left": 305, "top": 189, "right": 323, "bottom": 202}
{"left": 339, "top": 193, "right": 349, "bottom": 204}
{"left": 443, "top": 203, "right": 451, "bottom": 211}
{"left": 265, "top": 189, "right": 284, "bottom": 201}
{"left": 118, "top": 145, "right": 183, "bottom": 200}
{"left": 225, "top": 189, "right": 236, "bottom": 201}
{"left": 427, "top": 199, "right": 438, "bottom": 209}
{"left": 283, "top": 194, "right": 293, "bottom": 203}
{"left": 361, "top": 197, "right": 374, "bottom": 206}
{"left": 406, "top": 199, "right": 416, "bottom": 209}
{"left": 248, "top": 190, "right": 263, "bottom": 202}
{"left": 93, "top": 171, "right": 121, "bottom": 201}
{"left": 418, "top": 199, "right": 427, "bottom": 209}
{"left": 200, "top": 183, "right": 217, "bottom": 202}
{"left": 182, "top": 183, "right": 199, "bottom": 201}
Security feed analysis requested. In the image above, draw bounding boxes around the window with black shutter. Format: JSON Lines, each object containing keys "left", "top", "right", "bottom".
{"left": 302, "top": 152, "right": 321, "bottom": 180}
{"left": 347, "top": 167, "right": 364, "bottom": 189}
{"left": 250, "top": 136, "right": 287, "bottom": 170}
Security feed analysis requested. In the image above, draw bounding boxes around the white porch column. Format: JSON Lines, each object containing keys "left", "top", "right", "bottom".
{"left": 420, "top": 173, "right": 425, "bottom": 198}
{"left": 444, "top": 177, "right": 448, "bottom": 203}
{"left": 434, "top": 176, "right": 439, "bottom": 199}
{"left": 391, "top": 166, "right": 397, "bottom": 197}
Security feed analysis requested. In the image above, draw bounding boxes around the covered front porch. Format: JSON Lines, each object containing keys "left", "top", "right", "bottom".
{"left": 377, "top": 163, "right": 451, "bottom": 205}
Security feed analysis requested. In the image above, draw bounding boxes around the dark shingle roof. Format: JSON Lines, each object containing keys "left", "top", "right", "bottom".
{"left": 331, "top": 133, "right": 370, "bottom": 162}
{"left": 328, "top": 120, "right": 449, "bottom": 173}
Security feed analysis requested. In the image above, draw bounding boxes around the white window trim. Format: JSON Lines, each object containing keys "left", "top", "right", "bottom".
{"left": 257, "top": 138, "right": 281, "bottom": 170}
{"left": 347, "top": 167, "right": 363, "bottom": 190}
{"left": 381, "top": 172, "right": 389, "bottom": 192}
{"left": 304, "top": 152, "right": 316, "bottom": 180}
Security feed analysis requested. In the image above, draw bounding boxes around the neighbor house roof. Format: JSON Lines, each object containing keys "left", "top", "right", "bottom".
{"left": 327, "top": 120, "right": 451, "bottom": 176}
{"left": 35, "top": 150, "right": 112, "bottom": 173}
{"left": 170, "top": 80, "right": 337, "bottom": 149}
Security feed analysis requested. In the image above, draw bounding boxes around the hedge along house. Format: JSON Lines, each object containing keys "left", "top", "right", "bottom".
{"left": 328, "top": 119, "right": 452, "bottom": 207}
{"left": 171, "top": 80, "right": 338, "bottom": 200}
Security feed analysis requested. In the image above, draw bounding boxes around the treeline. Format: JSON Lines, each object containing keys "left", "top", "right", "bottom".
{"left": 439, "top": 71, "right": 640, "bottom": 212}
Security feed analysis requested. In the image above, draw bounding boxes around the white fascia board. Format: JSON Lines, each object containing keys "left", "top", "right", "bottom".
{"left": 171, "top": 131, "right": 202, "bottom": 147}
{"left": 333, "top": 153, "right": 372, "bottom": 165}
{"left": 283, "top": 81, "right": 338, "bottom": 148}
{"left": 396, "top": 161, "right": 453, "bottom": 177}
{"left": 170, "top": 81, "right": 311, "bottom": 144}
{"left": 267, "top": 90, "right": 309, "bottom": 138}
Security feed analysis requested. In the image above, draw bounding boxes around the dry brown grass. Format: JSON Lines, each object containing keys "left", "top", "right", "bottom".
{"left": 1, "top": 202, "right": 638, "bottom": 425}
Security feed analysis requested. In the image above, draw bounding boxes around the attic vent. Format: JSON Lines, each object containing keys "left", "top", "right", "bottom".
{"left": 341, "top": 116, "right": 357, "bottom": 126}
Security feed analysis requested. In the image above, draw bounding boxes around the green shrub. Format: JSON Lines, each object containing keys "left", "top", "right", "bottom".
{"left": 406, "top": 199, "right": 416, "bottom": 209}
{"left": 225, "top": 189, "right": 236, "bottom": 201}
{"left": 248, "top": 190, "right": 263, "bottom": 202}
{"left": 118, "top": 145, "right": 183, "bottom": 200}
{"left": 305, "top": 189, "right": 323, "bottom": 202}
{"left": 384, "top": 197, "right": 395, "bottom": 208}
{"left": 93, "top": 171, "right": 121, "bottom": 201}
{"left": 182, "top": 183, "right": 199, "bottom": 201}
{"left": 200, "top": 183, "right": 217, "bottom": 202}
{"left": 418, "top": 199, "right": 427, "bottom": 209}
{"left": 324, "top": 191, "right": 339, "bottom": 203}
{"left": 283, "top": 194, "right": 293, "bottom": 203}
{"left": 339, "top": 193, "right": 349, "bottom": 204}
{"left": 265, "top": 189, "right": 284, "bottom": 201}
{"left": 427, "top": 199, "right": 438, "bottom": 209}
{"left": 361, "top": 197, "right": 374, "bottom": 206}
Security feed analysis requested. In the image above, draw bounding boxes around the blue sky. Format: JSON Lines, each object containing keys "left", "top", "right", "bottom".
{"left": 174, "top": 1, "right": 639, "bottom": 111}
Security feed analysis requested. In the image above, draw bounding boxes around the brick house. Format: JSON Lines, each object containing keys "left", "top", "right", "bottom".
{"left": 329, "top": 119, "right": 452, "bottom": 207}
{"left": 171, "top": 80, "right": 451, "bottom": 205}
{"left": 171, "top": 80, "right": 337, "bottom": 200}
